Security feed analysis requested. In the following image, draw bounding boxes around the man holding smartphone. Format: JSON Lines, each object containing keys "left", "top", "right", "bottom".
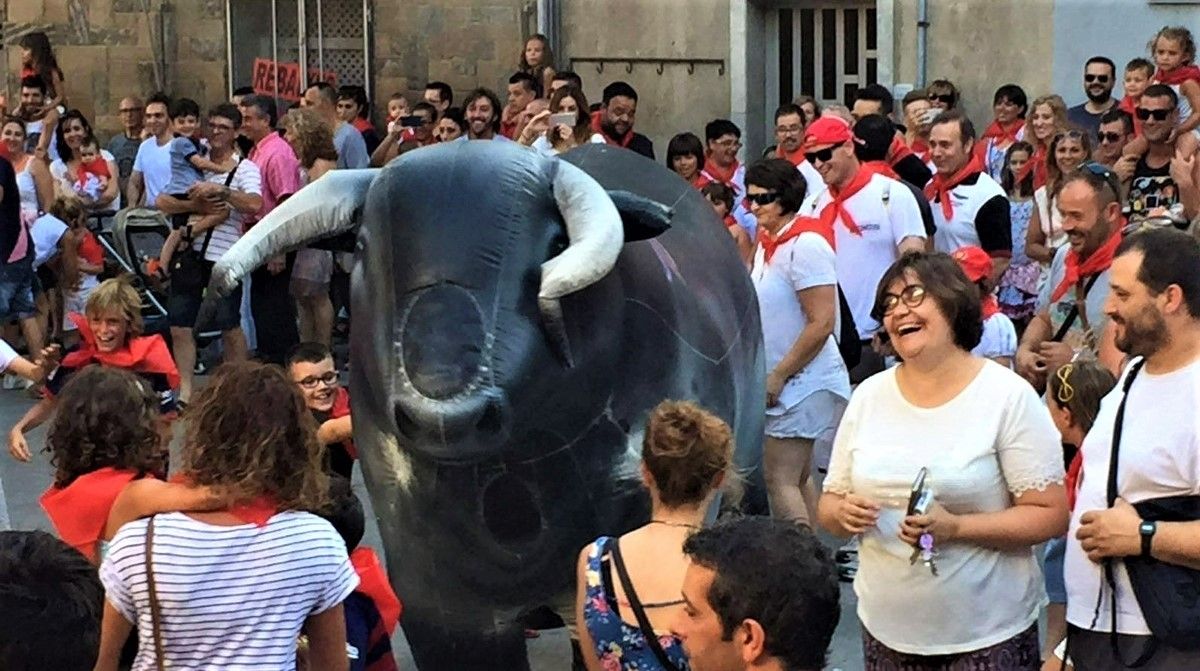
{"left": 369, "top": 102, "right": 438, "bottom": 167}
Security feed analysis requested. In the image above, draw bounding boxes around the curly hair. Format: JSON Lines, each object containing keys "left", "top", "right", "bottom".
{"left": 45, "top": 366, "right": 165, "bottom": 488}
{"left": 181, "top": 361, "right": 328, "bottom": 511}
{"left": 281, "top": 107, "right": 338, "bottom": 170}
{"left": 642, "top": 400, "right": 733, "bottom": 508}
{"left": 85, "top": 276, "right": 143, "bottom": 337}
{"left": 1152, "top": 26, "right": 1197, "bottom": 64}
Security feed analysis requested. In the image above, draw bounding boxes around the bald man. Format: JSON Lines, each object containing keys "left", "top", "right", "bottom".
{"left": 108, "top": 96, "right": 145, "bottom": 194}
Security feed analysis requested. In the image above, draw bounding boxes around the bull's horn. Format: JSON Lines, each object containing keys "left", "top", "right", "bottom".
{"left": 538, "top": 161, "right": 624, "bottom": 367}
{"left": 207, "top": 168, "right": 379, "bottom": 296}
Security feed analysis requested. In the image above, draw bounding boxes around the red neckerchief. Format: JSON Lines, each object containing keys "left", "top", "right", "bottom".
{"left": 1119, "top": 97, "right": 1143, "bottom": 136}
{"left": 863, "top": 160, "right": 899, "bottom": 180}
{"left": 981, "top": 119, "right": 1025, "bottom": 145}
{"left": 60, "top": 314, "right": 181, "bottom": 391}
{"left": 702, "top": 157, "right": 740, "bottom": 188}
{"left": 500, "top": 119, "right": 519, "bottom": 140}
{"left": 1065, "top": 451, "right": 1083, "bottom": 510}
{"left": 330, "top": 386, "right": 357, "bottom": 460}
{"left": 776, "top": 145, "right": 807, "bottom": 167}
{"left": 820, "top": 167, "right": 873, "bottom": 237}
{"left": 1016, "top": 144, "right": 1049, "bottom": 189}
{"left": 888, "top": 135, "right": 915, "bottom": 166}
{"left": 723, "top": 214, "right": 738, "bottom": 230}
{"left": 170, "top": 474, "right": 279, "bottom": 527}
{"left": 1050, "top": 225, "right": 1124, "bottom": 303}
{"left": 79, "top": 157, "right": 111, "bottom": 180}
{"left": 1155, "top": 64, "right": 1200, "bottom": 86}
{"left": 911, "top": 138, "right": 930, "bottom": 162}
{"left": 925, "top": 154, "right": 986, "bottom": 220}
{"left": 981, "top": 294, "right": 1000, "bottom": 320}
{"left": 40, "top": 467, "right": 143, "bottom": 563}
{"left": 690, "top": 173, "right": 711, "bottom": 190}
{"left": 758, "top": 216, "right": 834, "bottom": 262}
{"left": 351, "top": 117, "right": 374, "bottom": 134}
{"left": 591, "top": 111, "right": 634, "bottom": 148}
{"left": 351, "top": 547, "right": 403, "bottom": 634}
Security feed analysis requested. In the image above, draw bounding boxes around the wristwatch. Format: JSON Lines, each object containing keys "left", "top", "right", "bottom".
{"left": 1139, "top": 520, "right": 1157, "bottom": 557}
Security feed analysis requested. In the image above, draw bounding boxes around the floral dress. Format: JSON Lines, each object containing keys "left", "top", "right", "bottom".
{"left": 582, "top": 536, "right": 690, "bottom": 671}
{"left": 998, "top": 198, "right": 1039, "bottom": 320}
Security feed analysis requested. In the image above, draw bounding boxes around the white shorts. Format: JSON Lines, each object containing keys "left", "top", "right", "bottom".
{"left": 765, "top": 389, "right": 847, "bottom": 442}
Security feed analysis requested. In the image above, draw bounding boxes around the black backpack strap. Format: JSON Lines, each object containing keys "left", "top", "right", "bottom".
{"left": 610, "top": 537, "right": 683, "bottom": 671}
{"left": 1051, "top": 273, "right": 1102, "bottom": 342}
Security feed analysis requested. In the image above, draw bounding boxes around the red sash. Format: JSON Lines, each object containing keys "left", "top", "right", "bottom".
{"left": 331, "top": 386, "right": 356, "bottom": 460}
{"left": 819, "top": 167, "right": 873, "bottom": 237}
{"left": 702, "top": 158, "right": 740, "bottom": 188}
{"left": 591, "top": 111, "right": 634, "bottom": 148}
{"left": 351, "top": 547, "right": 403, "bottom": 634}
{"left": 1155, "top": 65, "right": 1200, "bottom": 86}
{"left": 925, "top": 154, "right": 986, "bottom": 220}
{"left": 888, "top": 135, "right": 915, "bottom": 166}
{"left": 40, "top": 467, "right": 142, "bottom": 563}
{"left": 1049, "top": 226, "right": 1123, "bottom": 303}
{"left": 1066, "top": 451, "right": 1083, "bottom": 510}
{"left": 758, "top": 215, "right": 834, "bottom": 261}
{"left": 59, "top": 314, "right": 181, "bottom": 391}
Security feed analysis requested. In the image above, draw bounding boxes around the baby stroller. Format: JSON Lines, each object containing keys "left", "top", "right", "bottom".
{"left": 96, "top": 208, "right": 172, "bottom": 338}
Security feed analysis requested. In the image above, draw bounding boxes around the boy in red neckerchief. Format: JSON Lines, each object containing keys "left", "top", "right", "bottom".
{"left": 288, "top": 342, "right": 355, "bottom": 478}
{"left": 701, "top": 182, "right": 753, "bottom": 267}
{"left": 313, "top": 476, "right": 401, "bottom": 671}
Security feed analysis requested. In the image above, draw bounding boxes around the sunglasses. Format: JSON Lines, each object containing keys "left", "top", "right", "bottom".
{"left": 296, "top": 371, "right": 339, "bottom": 389}
{"left": 1082, "top": 161, "right": 1123, "bottom": 201}
{"left": 1054, "top": 364, "right": 1075, "bottom": 405}
{"left": 1084, "top": 74, "right": 1111, "bottom": 83}
{"left": 1136, "top": 107, "right": 1172, "bottom": 121}
{"left": 881, "top": 284, "right": 927, "bottom": 316}
{"left": 804, "top": 146, "right": 836, "bottom": 164}
{"left": 743, "top": 191, "right": 781, "bottom": 208}
{"left": 1097, "top": 131, "right": 1125, "bottom": 144}
{"left": 927, "top": 93, "right": 955, "bottom": 105}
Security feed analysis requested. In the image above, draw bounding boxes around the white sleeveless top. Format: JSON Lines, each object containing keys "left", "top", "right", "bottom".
{"left": 14, "top": 156, "right": 39, "bottom": 215}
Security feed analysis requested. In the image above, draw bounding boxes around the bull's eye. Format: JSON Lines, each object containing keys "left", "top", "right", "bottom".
{"left": 400, "top": 284, "right": 485, "bottom": 399}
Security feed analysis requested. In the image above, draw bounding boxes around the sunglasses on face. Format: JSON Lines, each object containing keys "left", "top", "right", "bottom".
{"left": 1084, "top": 74, "right": 1111, "bottom": 83}
{"left": 804, "top": 146, "right": 836, "bottom": 164}
{"left": 881, "top": 284, "right": 927, "bottom": 316}
{"left": 928, "top": 93, "right": 955, "bottom": 105}
{"left": 1097, "top": 131, "right": 1125, "bottom": 144}
{"left": 296, "top": 371, "right": 339, "bottom": 389}
{"left": 1136, "top": 107, "right": 1172, "bottom": 121}
{"left": 744, "top": 191, "right": 781, "bottom": 208}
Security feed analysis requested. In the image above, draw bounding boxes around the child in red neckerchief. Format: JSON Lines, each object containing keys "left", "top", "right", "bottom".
{"left": 71, "top": 138, "right": 112, "bottom": 202}
{"left": 701, "top": 182, "right": 753, "bottom": 267}
{"left": 1120, "top": 58, "right": 1155, "bottom": 136}
{"left": 311, "top": 476, "right": 400, "bottom": 671}
{"left": 288, "top": 342, "right": 355, "bottom": 478}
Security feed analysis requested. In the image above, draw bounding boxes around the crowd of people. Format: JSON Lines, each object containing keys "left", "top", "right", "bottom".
{"left": 0, "top": 22, "right": 1198, "bottom": 671}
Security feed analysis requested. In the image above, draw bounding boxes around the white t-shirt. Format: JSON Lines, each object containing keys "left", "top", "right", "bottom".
{"left": 1066, "top": 357, "right": 1200, "bottom": 635}
{"left": 751, "top": 224, "right": 851, "bottom": 412}
{"left": 0, "top": 339, "right": 18, "bottom": 372}
{"left": 799, "top": 172, "right": 927, "bottom": 338}
{"left": 973, "top": 312, "right": 1018, "bottom": 362}
{"left": 797, "top": 159, "right": 825, "bottom": 195}
{"left": 930, "top": 172, "right": 1009, "bottom": 254}
{"left": 824, "top": 361, "right": 1064, "bottom": 654}
{"left": 100, "top": 511, "right": 358, "bottom": 671}
{"left": 51, "top": 150, "right": 122, "bottom": 210}
{"left": 132, "top": 137, "right": 174, "bottom": 207}
{"left": 192, "top": 158, "right": 263, "bottom": 262}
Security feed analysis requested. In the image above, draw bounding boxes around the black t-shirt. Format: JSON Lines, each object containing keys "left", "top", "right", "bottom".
{"left": 628, "top": 133, "right": 655, "bottom": 161}
{"left": 1125, "top": 156, "right": 1183, "bottom": 226}
{"left": 0, "top": 156, "right": 21, "bottom": 262}
{"left": 894, "top": 154, "right": 932, "bottom": 189}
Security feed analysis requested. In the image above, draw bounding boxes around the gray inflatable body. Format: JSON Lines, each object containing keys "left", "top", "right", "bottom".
{"left": 208, "top": 141, "right": 764, "bottom": 669}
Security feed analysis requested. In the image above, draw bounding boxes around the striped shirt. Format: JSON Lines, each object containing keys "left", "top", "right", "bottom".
{"left": 100, "top": 511, "right": 358, "bottom": 670}
{"left": 192, "top": 158, "right": 263, "bottom": 262}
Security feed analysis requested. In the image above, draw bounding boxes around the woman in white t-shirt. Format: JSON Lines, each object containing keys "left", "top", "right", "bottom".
{"left": 95, "top": 362, "right": 357, "bottom": 671}
{"left": 747, "top": 159, "right": 850, "bottom": 526}
{"left": 49, "top": 109, "right": 121, "bottom": 211}
{"left": 817, "top": 252, "right": 1067, "bottom": 670}
{"left": 519, "top": 84, "right": 604, "bottom": 157}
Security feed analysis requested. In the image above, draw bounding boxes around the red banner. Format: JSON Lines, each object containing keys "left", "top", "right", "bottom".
{"left": 251, "top": 58, "right": 338, "bottom": 102}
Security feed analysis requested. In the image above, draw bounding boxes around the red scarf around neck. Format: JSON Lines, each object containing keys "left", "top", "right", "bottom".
{"left": 1049, "top": 226, "right": 1124, "bottom": 303}
{"left": 981, "top": 119, "right": 1025, "bottom": 145}
{"left": 925, "top": 154, "right": 986, "bottom": 220}
{"left": 61, "top": 314, "right": 181, "bottom": 391}
{"left": 776, "top": 144, "right": 806, "bottom": 167}
{"left": 758, "top": 216, "right": 833, "bottom": 262}
{"left": 888, "top": 135, "right": 915, "bottom": 166}
{"left": 351, "top": 117, "right": 375, "bottom": 134}
{"left": 169, "top": 474, "right": 280, "bottom": 526}
{"left": 690, "top": 173, "right": 712, "bottom": 190}
{"left": 819, "top": 166, "right": 873, "bottom": 237}
{"left": 351, "top": 547, "right": 403, "bottom": 634}
{"left": 1016, "top": 144, "right": 1049, "bottom": 189}
{"left": 981, "top": 294, "right": 1000, "bottom": 320}
{"left": 863, "top": 160, "right": 899, "bottom": 180}
{"left": 40, "top": 467, "right": 143, "bottom": 563}
{"left": 1155, "top": 64, "right": 1200, "bottom": 86}
{"left": 330, "top": 386, "right": 357, "bottom": 459}
{"left": 591, "top": 111, "right": 634, "bottom": 148}
{"left": 1119, "top": 97, "right": 1144, "bottom": 136}
{"left": 703, "top": 157, "right": 741, "bottom": 188}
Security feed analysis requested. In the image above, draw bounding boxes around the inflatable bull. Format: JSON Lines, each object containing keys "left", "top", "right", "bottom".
{"left": 208, "top": 141, "right": 764, "bottom": 669}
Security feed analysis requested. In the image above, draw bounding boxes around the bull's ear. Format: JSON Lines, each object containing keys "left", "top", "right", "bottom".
{"left": 606, "top": 190, "right": 672, "bottom": 242}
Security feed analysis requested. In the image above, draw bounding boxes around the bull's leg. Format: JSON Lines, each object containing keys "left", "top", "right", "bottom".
{"left": 401, "top": 598, "right": 529, "bottom": 671}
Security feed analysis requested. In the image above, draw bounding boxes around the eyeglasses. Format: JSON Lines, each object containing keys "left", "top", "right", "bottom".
{"left": 880, "top": 284, "right": 927, "bottom": 315}
{"left": 1136, "top": 107, "right": 1172, "bottom": 121}
{"left": 1097, "top": 131, "right": 1125, "bottom": 144}
{"left": 1055, "top": 364, "right": 1075, "bottom": 404}
{"left": 776, "top": 124, "right": 803, "bottom": 135}
{"left": 1053, "top": 129, "right": 1087, "bottom": 142}
{"left": 1082, "top": 161, "right": 1123, "bottom": 202}
{"left": 804, "top": 146, "right": 836, "bottom": 164}
{"left": 713, "top": 138, "right": 742, "bottom": 149}
{"left": 927, "top": 93, "right": 955, "bottom": 105}
{"left": 296, "top": 371, "right": 339, "bottom": 389}
{"left": 1084, "top": 74, "right": 1111, "bottom": 83}
{"left": 744, "top": 191, "right": 781, "bottom": 208}
{"left": 208, "top": 122, "right": 236, "bottom": 132}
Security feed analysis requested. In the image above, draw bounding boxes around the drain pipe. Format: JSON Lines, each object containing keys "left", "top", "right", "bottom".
{"left": 916, "top": 0, "right": 929, "bottom": 87}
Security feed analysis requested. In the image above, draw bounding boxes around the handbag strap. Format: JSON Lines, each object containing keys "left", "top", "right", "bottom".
{"left": 1051, "top": 273, "right": 1102, "bottom": 343}
{"left": 609, "top": 538, "right": 683, "bottom": 671}
{"left": 188, "top": 158, "right": 241, "bottom": 255}
{"left": 1100, "top": 359, "right": 1156, "bottom": 668}
{"left": 145, "top": 515, "right": 167, "bottom": 671}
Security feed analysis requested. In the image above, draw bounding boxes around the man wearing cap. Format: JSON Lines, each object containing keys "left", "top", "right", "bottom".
{"left": 954, "top": 246, "right": 1018, "bottom": 367}
{"left": 925, "top": 110, "right": 1012, "bottom": 283}
{"left": 797, "top": 116, "right": 927, "bottom": 382}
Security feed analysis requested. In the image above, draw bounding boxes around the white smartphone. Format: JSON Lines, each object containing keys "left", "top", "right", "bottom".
{"left": 549, "top": 112, "right": 576, "bottom": 128}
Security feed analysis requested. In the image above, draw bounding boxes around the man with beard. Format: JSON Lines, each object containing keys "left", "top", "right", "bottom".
{"left": 1068, "top": 56, "right": 1121, "bottom": 141}
{"left": 16, "top": 75, "right": 58, "bottom": 161}
{"left": 1059, "top": 227, "right": 1200, "bottom": 670}
{"left": 593, "top": 81, "right": 654, "bottom": 159}
{"left": 462, "top": 88, "right": 508, "bottom": 142}
{"left": 1117, "top": 85, "right": 1200, "bottom": 228}
{"left": 288, "top": 342, "right": 354, "bottom": 478}
{"left": 1016, "top": 168, "right": 1124, "bottom": 390}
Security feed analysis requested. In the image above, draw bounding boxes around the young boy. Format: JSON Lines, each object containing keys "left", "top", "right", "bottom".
{"left": 385, "top": 94, "right": 415, "bottom": 142}
{"left": 288, "top": 342, "right": 354, "bottom": 478}
{"left": 315, "top": 476, "right": 400, "bottom": 671}
{"left": 1120, "top": 57, "right": 1155, "bottom": 136}
{"left": 701, "top": 181, "right": 753, "bottom": 266}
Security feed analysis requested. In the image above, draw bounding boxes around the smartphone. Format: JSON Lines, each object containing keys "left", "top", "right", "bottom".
{"left": 399, "top": 115, "right": 424, "bottom": 128}
{"left": 920, "top": 108, "right": 942, "bottom": 125}
{"left": 907, "top": 467, "right": 930, "bottom": 516}
{"left": 549, "top": 112, "right": 576, "bottom": 128}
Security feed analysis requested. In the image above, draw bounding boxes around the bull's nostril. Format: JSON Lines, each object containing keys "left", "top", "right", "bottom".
{"left": 400, "top": 284, "right": 485, "bottom": 399}
{"left": 475, "top": 400, "right": 505, "bottom": 436}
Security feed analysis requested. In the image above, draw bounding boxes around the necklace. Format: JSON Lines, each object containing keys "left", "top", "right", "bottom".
{"left": 648, "top": 519, "right": 700, "bottom": 530}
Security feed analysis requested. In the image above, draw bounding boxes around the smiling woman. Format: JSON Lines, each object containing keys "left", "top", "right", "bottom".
{"left": 816, "top": 251, "right": 1068, "bottom": 671}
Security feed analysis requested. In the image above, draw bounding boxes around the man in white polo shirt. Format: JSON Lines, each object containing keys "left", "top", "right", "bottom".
{"left": 773, "top": 103, "right": 825, "bottom": 194}
{"left": 797, "top": 116, "right": 927, "bottom": 382}
{"left": 925, "top": 110, "right": 1012, "bottom": 283}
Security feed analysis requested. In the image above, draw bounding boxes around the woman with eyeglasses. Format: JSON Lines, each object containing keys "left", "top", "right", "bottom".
{"left": 817, "top": 251, "right": 1067, "bottom": 670}
{"left": 747, "top": 159, "right": 850, "bottom": 526}
{"left": 1027, "top": 129, "right": 1093, "bottom": 267}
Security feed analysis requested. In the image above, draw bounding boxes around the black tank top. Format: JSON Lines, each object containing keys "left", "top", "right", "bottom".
{"left": 1126, "top": 154, "right": 1180, "bottom": 226}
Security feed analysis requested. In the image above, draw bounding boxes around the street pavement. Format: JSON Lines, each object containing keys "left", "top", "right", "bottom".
{"left": 0, "top": 383, "right": 864, "bottom": 670}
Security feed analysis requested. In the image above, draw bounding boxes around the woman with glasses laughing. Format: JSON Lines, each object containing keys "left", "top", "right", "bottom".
{"left": 817, "top": 251, "right": 1067, "bottom": 671}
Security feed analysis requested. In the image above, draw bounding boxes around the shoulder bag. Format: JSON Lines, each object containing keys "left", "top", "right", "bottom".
{"left": 169, "top": 159, "right": 241, "bottom": 294}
